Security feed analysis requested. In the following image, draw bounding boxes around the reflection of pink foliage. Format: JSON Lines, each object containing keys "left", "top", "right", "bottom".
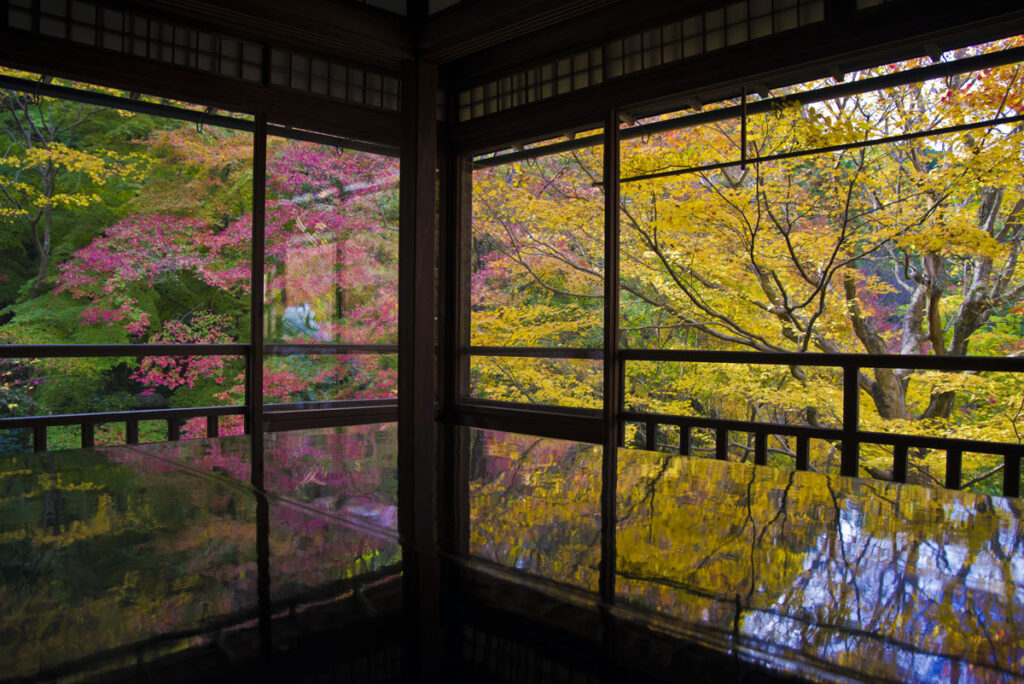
{"left": 266, "top": 143, "right": 398, "bottom": 199}
{"left": 109, "top": 424, "right": 397, "bottom": 534}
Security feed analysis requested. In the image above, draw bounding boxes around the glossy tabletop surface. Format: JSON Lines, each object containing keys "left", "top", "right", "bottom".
{"left": 466, "top": 428, "right": 1024, "bottom": 682}
{"left": 3, "top": 425, "right": 1023, "bottom": 683}
{"left": 0, "top": 427, "right": 401, "bottom": 682}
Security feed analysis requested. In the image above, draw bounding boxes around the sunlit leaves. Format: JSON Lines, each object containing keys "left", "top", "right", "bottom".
{"left": 472, "top": 56, "right": 1024, "bottom": 490}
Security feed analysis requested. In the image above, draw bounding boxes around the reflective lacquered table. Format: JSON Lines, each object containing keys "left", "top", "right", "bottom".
{"left": 3, "top": 425, "right": 1022, "bottom": 683}
{"left": 0, "top": 426, "right": 402, "bottom": 683}
{"left": 465, "top": 428, "right": 1024, "bottom": 683}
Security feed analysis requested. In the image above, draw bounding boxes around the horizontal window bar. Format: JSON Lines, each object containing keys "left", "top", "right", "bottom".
{"left": 263, "top": 404, "right": 398, "bottom": 431}
{"left": 448, "top": 400, "right": 603, "bottom": 444}
{"left": 266, "top": 124, "right": 399, "bottom": 157}
{"left": 0, "top": 75, "right": 398, "bottom": 155}
{"left": 0, "top": 73, "right": 254, "bottom": 130}
{"left": 472, "top": 44, "right": 1024, "bottom": 168}
{"left": 619, "top": 349, "right": 1024, "bottom": 372}
{"left": 0, "top": 344, "right": 404, "bottom": 358}
{"left": 0, "top": 343, "right": 249, "bottom": 358}
{"left": 263, "top": 398, "right": 396, "bottom": 411}
{"left": 472, "top": 133, "right": 603, "bottom": 168}
{"left": 466, "top": 346, "right": 603, "bottom": 359}
{"left": 264, "top": 343, "right": 398, "bottom": 354}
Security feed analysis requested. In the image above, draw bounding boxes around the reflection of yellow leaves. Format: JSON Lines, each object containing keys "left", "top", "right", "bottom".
{"left": 171, "top": 574, "right": 203, "bottom": 592}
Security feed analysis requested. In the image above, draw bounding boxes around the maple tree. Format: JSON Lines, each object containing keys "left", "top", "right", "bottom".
{"left": 0, "top": 76, "right": 399, "bottom": 443}
{"left": 0, "top": 71, "right": 151, "bottom": 301}
{"left": 471, "top": 44, "right": 1024, "bottom": 491}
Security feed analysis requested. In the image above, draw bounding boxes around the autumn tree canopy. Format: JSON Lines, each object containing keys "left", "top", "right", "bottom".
{"left": 0, "top": 70, "right": 398, "bottom": 445}
{"left": 471, "top": 44, "right": 1024, "bottom": 490}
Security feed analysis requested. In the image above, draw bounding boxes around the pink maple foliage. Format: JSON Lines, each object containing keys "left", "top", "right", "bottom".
{"left": 55, "top": 138, "right": 400, "bottom": 436}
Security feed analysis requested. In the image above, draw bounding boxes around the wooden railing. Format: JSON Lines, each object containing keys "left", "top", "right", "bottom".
{"left": 458, "top": 346, "right": 1024, "bottom": 496}
{"left": 0, "top": 343, "right": 397, "bottom": 450}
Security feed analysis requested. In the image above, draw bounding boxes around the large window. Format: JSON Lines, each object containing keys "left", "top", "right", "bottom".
{"left": 468, "top": 133, "right": 604, "bottom": 409}
{"left": 616, "top": 40, "right": 1024, "bottom": 492}
{"left": 460, "top": 39, "right": 1024, "bottom": 497}
{"left": 0, "top": 70, "right": 400, "bottom": 453}
{"left": 0, "top": 70, "right": 254, "bottom": 448}
{"left": 262, "top": 135, "right": 399, "bottom": 410}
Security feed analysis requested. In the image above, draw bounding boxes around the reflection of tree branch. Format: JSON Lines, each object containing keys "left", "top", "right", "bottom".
{"left": 825, "top": 478, "right": 864, "bottom": 627}
{"left": 498, "top": 438, "right": 540, "bottom": 507}
{"left": 616, "top": 452, "right": 673, "bottom": 538}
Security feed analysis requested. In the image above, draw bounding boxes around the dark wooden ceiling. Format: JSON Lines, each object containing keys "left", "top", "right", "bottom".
{"left": 4, "top": 0, "right": 1024, "bottom": 150}
{"left": 131, "top": 0, "right": 1024, "bottom": 88}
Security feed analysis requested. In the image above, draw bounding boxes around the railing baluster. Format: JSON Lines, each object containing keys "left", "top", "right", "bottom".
{"left": 945, "top": 448, "right": 962, "bottom": 490}
{"left": 754, "top": 432, "right": 767, "bottom": 466}
{"left": 81, "top": 423, "right": 95, "bottom": 448}
{"left": 617, "top": 359, "right": 626, "bottom": 448}
{"left": 168, "top": 418, "right": 180, "bottom": 441}
{"left": 126, "top": 419, "right": 139, "bottom": 444}
{"left": 893, "top": 443, "right": 908, "bottom": 483}
{"left": 795, "top": 435, "right": 809, "bottom": 471}
{"left": 645, "top": 420, "right": 656, "bottom": 451}
{"left": 206, "top": 414, "right": 219, "bottom": 438}
{"left": 715, "top": 427, "right": 728, "bottom": 460}
{"left": 841, "top": 365, "right": 860, "bottom": 477}
{"left": 1005, "top": 450, "right": 1021, "bottom": 498}
{"left": 679, "top": 424, "right": 690, "bottom": 456}
{"left": 33, "top": 425, "right": 46, "bottom": 452}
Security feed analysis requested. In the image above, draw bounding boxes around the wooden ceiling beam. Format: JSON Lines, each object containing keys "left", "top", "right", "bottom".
{"left": 445, "top": 0, "right": 1024, "bottom": 154}
{"left": 429, "top": 0, "right": 701, "bottom": 81}
{"left": 132, "top": 0, "right": 414, "bottom": 71}
{"left": 0, "top": 29, "right": 401, "bottom": 145}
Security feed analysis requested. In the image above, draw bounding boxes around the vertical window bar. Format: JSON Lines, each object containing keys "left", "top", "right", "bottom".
{"left": 795, "top": 435, "right": 809, "bottom": 470}
{"left": 892, "top": 442, "right": 908, "bottom": 483}
{"left": 679, "top": 424, "right": 690, "bottom": 456}
{"left": 81, "top": 422, "right": 94, "bottom": 448}
{"left": 207, "top": 414, "right": 219, "bottom": 438}
{"left": 1004, "top": 450, "right": 1021, "bottom": 498}
{"left": 248, "top": 114, "right": 267, "bottom": 440}
{"left": 600, "top": 110, "right": 621, "bottom": 607}
{"left": 841, "top": 366, "right": 859, "bottom": 476}
{"left": 168, "top": 418, "right": 180, "bottom": 441}
{"left": 740, "top": 86, "right": 748, "bottom": 169}
{"left": 754, "top": 431, "right": 766, "bottom": 465}
{"left": 33, "top": 425, "right": 46, "bottom": 452}
{"left": 126, "top": 419, "right": 139, "bottom": 444}
{"left": 716, "top": 427, "right": 728, "bottom": 460}
{"left": 617, "top": 357, "right": 626, "bottom": 447}
{"left": 645, "top": 421, "right": 657, "bottom": 451}
{"left": 945, "top": 448, "right": 962, "bottom": 490}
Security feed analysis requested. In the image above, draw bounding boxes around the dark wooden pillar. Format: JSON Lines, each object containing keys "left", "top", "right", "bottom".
{"left": 398, "top": 57, "right": 440, "bottom": 682}
{"left": 599, "top": 109, "right": 622, "bottom": 672}
{"left": 248, "top": 113, "right": 267, "bottom": 490}
{"left": 438, "top": 143, "right": 472, "bottom": 557}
